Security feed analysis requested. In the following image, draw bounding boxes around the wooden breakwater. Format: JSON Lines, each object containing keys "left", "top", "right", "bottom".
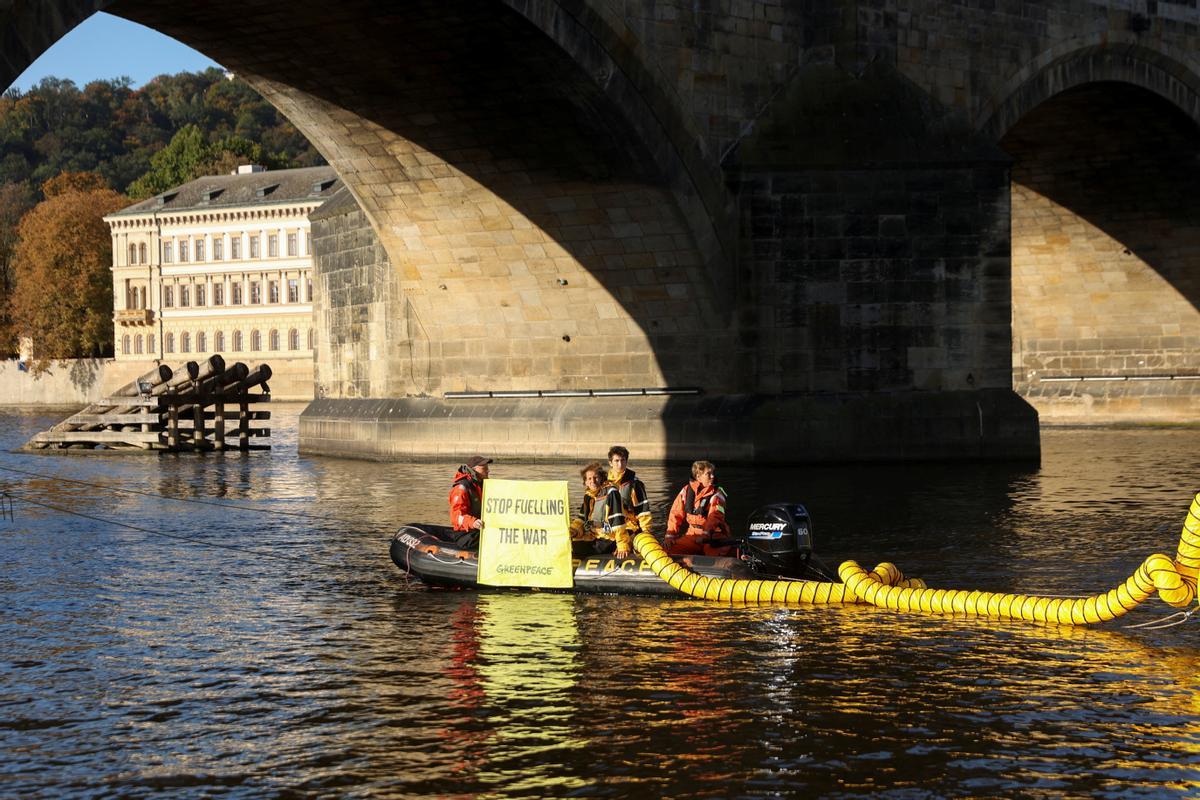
{"left": 23, "top": 355, "right": 272, "bottom": 453}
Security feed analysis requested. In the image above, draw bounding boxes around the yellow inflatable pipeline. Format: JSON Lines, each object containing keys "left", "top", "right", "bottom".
{"left": 631, "top": 492, "right": 1200, "bottom": 626}
{"left": 632, "top": 533, "right": 927, "bottom": 606}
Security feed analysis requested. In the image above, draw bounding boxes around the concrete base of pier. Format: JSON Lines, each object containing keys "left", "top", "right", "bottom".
{"left": 298, "top": 389, "right": 1039, "bottom": 463}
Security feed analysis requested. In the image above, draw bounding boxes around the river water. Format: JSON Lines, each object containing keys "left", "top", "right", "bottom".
{"left": 2, "top": 404, "right": 1199, "bottom": 798}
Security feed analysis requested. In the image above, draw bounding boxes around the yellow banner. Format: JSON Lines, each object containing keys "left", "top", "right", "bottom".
{"left": 477, "top": 479, "right": 573, "bottom": 589}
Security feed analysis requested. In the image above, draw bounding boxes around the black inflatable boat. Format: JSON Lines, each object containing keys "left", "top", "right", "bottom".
{"left": 390, "top": 503, "right": 835, "bottom": 596}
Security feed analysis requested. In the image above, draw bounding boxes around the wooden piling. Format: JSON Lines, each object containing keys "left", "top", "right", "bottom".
{"left": 22, "top": 357, "right": 272, "bottom": 453}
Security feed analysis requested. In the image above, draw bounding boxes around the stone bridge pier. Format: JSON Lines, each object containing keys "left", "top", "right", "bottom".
{"left": 7, "top": 1, "right": 1200, "bottom": 462}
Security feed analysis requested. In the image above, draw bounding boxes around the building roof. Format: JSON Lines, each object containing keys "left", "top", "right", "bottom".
{"left": 108, "top": 165, "right": 341, "bottom": 217}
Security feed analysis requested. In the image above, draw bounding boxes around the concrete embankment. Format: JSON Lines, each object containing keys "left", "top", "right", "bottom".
{"left": 299, "top": 389, "right": 1040, "bottom": 463}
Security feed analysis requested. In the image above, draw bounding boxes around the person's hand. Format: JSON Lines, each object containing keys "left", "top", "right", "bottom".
{"left": 664, "top": 533, "right": 677, "bottom": 546}
{"left": 473, "top": 519, "right": 483, "bottom": 530}
{"left": 614, "top": 548, "right": 629, "bottom": 559}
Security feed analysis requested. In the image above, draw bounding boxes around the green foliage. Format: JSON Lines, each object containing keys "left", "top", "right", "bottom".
{"left": 0, "top": 68, "right": 322, "bottom": 201}
{"left": 126, "top": 126, "right": 291, "bottom": 200}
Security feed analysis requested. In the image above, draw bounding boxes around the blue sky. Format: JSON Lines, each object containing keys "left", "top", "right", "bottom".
{"left": 8, "top": 12, "right": 222, "bottom": 92}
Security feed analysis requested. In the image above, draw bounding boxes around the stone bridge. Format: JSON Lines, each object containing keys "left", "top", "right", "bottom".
{"left": 6, "top": 1, "right": 1199, "bottom": 461}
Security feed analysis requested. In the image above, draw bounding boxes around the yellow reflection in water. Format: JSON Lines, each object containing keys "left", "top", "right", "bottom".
{"left": 468, "top": 594, "right": 591, "bottom": 797}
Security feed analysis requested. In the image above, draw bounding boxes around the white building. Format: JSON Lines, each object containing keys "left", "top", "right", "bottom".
{"left": 104, "top": 165, "right": 340, "bottom": 379}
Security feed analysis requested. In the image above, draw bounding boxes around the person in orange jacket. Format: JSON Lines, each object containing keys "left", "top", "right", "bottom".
{"left": 665, "top": 460, "right": 733, "bottom": 556}
{"left": 448, "top": 455, "right": 491, "bottom": 548}
{"left": 569, "top": 461, "right": 630, "bottom": 558}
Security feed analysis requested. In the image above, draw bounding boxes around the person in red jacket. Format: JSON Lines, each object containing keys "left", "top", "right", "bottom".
{"left": 665, "top": 460, "right": 733, "bottom": 556}
{"left": 448, "top": 455, "right": 491, "bottom": 548}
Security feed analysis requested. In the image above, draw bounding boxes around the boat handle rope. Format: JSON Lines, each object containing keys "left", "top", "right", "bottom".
{"left": 632, "top": 492, "right": 1200, "bottom": 626}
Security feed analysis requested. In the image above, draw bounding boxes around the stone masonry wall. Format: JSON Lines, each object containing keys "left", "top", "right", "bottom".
{"left": 1004, "top": 82, "right": 1200, "bottom": 422}
{"left": 740, "top": 164, "right": 1013, "bottom": 395}
{"left": 310, "top": 191, "right": 404, "bottom": 399}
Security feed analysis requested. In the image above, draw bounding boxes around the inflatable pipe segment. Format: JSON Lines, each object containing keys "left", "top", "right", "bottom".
{"left": 631, "top": 532, "right": 925, "bottom": 606}
{"left": 632, "top": 492, "right": 1200, "bottom": 626}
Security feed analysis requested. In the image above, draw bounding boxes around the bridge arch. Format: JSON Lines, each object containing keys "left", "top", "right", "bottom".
{"left": 990, "top": 41, "right": 1200, "bottom": 423}
{"left": 6, "top": 1, "right": 737, "bottom": 398}
{"left": 977, "top": 34, "right": 1200, "bottom": 142}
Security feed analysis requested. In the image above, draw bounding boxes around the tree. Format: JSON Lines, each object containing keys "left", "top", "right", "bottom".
{"left": 0, "top": 181, "right": 36, "bottom": 356}
{"left": 42, "top": 170, "right": 109, "bottom": 196}
{"left": 0, "top": 69, "right": 323, "bottom": 201}
{"left": 7, "top": 176, "right": 126, "bottom": 370}
{"left": 126, "top": 125, "right": 287, "bottom": 199}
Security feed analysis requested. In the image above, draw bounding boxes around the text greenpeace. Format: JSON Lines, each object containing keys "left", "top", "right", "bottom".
{"left": 477, "top": 478, "right": 573, "bottom": 589}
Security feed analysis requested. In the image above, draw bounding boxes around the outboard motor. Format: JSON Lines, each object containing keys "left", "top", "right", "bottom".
{"left": 741, "top": 503, "right": 814, "bottom": 578}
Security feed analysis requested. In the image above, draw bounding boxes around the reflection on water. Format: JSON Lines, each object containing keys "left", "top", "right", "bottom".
{"left": 1, "top": 405, "right": 1200, "bottom": 796}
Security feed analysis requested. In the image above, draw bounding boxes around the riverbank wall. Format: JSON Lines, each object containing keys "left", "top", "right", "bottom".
{"left": 0, "top": 358, "right": 313, "bottom": 404}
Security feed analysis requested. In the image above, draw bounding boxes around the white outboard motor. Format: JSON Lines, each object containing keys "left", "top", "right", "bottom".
{"left": 741, "top": 503, "right": 814, "bottom": 578}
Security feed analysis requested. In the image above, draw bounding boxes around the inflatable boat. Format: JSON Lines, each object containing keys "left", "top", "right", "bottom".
{"left": 390, "top": 503, "right": 836, "bottom": 596}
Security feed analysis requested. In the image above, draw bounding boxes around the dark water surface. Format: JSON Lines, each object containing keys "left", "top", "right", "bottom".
{"left": 2, "top": 405, "right": 1200, "bottom": 798}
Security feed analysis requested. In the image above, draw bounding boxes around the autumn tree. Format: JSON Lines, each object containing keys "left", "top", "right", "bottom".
{"left": 0, "top": 180, "right": 36, "bottom": 355}
{"left": 7, "top": 173, "right": 126, "bottom": 370}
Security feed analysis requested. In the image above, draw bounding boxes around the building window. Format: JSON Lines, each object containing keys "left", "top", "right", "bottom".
{"left": 213, "top": 283, "right": 224, "bottom": 306}
{"left": 122, "top": 335, "right": 130, "bottom": 354}
{"left": 250, "top": 281, "right": 261, "bottom": 304}
{"left": 231, "top": 237, "right": 241, "bottom": 260}
{"left": 163, "top": 286, "right": 174, "bottom": 308}
{"left": 128, "top": 244, "right": 137, "bottom": 265}
{"left": 306, "top": 277, "right": 313, "bottom": 302}
{"left": 163, "top": 242, "right": 173, "bottom": 263}
{"left": 269, "top": 329, "right": 279, "bottom": 351}
{"left": 250, "top": 330, "right": 261, "bottom": 351}
{"left": 215, "top": 331, "right": 224, "bottom": 352}
{"left": 139, "top": 243, "right": 147, "bottom": 264}
{"left": 134, "top": 335, "right": 143, "bottom": 355}
{"left": 287, "top": 278, "right": 299, "bottom": 303}
{"left": 287, "top": 233, "right": 298, "bottom": 257}
{"left": 249, "top": 235, "right": 260, "bottom": 258}
{"left": 306, "top": 231, "right": 311, "bottom": 255}
{"left": 268, "top": 280, "right": 279, "bottom": 303}
{"left": 147, "top": 334, "right": 155, "bottom": 354}
{"left": 181, "top": 332, "right": 190, "bottom": 353}
{"left": 165, "top": 333, "right": 174, "bottom": 353}
{"left": 288, "top": 328, "right": 299, "bottom": 350}
{"left": 307, "top": 328, "right": 314, "bottom": 350}
{"left": 195, "top": 239, "right": 205, "bottom": 262}
{"left": 232, "top": 330, "right": 242, "bottom": 352}
{"left": 180, "top": 285, "right": 190, "bottom": 308}
{"left": 179, "top": 240, "right": 189, "bottom": 262}
{"left": 231, "top": 282, "right": 243, "bottom": 305}
{"left": 195, "top": 285, "right": 206, "bottom": 307}
{"left": 213, "top": 238, "right": 223, "bottom": 261}
{"left": 197, "top": 331, "right": 207, "bottom": 353}
{"left": 268, "top": 234, "right": 278, "bottom": 258}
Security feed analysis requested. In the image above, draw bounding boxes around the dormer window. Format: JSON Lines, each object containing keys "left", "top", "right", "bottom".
{"left": 255, "top": 184, "right": 279, "bottom": 198}
{"left": 310, "top": 178, "right": 336, "bottom": 195}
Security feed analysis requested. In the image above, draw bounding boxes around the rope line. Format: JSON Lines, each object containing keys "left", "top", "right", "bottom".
{"left": 0, "top": 461, "right": 359, "bottom": 525}
{"left": 8, "top": 490, "right": 347, "bottom": 570}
